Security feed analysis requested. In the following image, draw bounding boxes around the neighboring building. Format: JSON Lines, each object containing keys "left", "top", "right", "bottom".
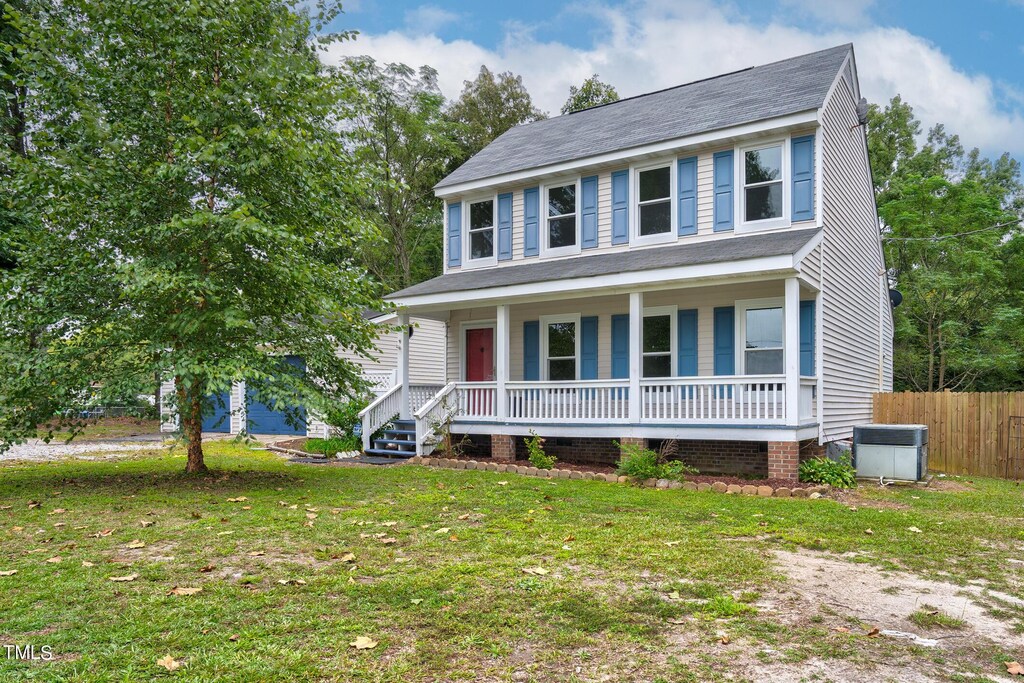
{"left": 365, "top": 44, "right": 894, "bottom": 479}
{"left": 160, "top": 311, "right": 446, "bottom": 438}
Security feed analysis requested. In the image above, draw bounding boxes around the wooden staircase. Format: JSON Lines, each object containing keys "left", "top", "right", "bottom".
{"left": 363, "top": 419, "right": 417, "bottom": 459}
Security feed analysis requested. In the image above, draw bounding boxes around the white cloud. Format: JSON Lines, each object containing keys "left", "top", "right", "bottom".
{"left": 323, "top": 0, "right": 1024, "bottom": 157}
{"left": 779, "top": 0, "right": 877, "bottom": 26}
{"left": 402, "top": 5, "right": 460, "bottom": 36}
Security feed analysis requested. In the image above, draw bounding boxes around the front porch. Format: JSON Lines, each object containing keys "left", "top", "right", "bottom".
{"left": 362, "top": 275, "right": 821, "bottom": 478}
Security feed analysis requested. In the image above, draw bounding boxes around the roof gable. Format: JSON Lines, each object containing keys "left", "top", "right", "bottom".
{"left": 436, "top": 44, "right": 852, "bottom": 190}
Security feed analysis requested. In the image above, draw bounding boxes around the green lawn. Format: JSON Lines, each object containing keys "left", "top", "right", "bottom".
{"left": 0, "top": 443, "right": 1022, "bottom": 682}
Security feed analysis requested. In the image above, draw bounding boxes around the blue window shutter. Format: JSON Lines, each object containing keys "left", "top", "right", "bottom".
{"left": 610, "top": 314, "right": 629, "bottom": 379}
{"left": 677, "top": 156, "right": 697, "bottom": 236}
{"left": 677, "top": 309, "right": 698, "bottom": 376}
{"left": 800, "top": 300, "right": 815, "bottom": 376}
{"left": 611, "top": 170, "right": 629, "bottom": 245}
{"left": 447, "top": 202, "right": 462, "bottom": 267}
{"left": 523, "top": 187, "right": 539, "bottom": 257}
{"left": 523, "top": 321, "right": 540, "bottom": 380}
{"left": 581, "top": 175, "right": 598, "bottom": 249}
{"left": 791, "top": 134, "right": 815, "bottom": 222}
{"left": 580, "top": 316, "right": 598, "bottom": 379}
{"left": 497, "top": 192, "right": 513, "bottom": 260}
{"left": 713, "top": 306, "right": 735, "bottom": 375}
{"left": 713, "top": 151, "right": 734, "bottom": 232}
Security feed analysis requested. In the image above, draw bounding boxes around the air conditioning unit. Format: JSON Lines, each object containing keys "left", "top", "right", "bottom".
{"left": 853, "top": 424, "right": 928, "bottom": 481}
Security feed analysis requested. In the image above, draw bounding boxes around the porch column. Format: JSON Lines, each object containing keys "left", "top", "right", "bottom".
{"left": 495, "top": 304, "right": 509, "bottom": 420}
{"left": 628, "top": 291, "right": 643, "bottom": 422}
{"left": 398, "top": 313, "right": 411, "bottom": 420}
{"left": 784, "top": 277, "right": 800, "bottom": 424}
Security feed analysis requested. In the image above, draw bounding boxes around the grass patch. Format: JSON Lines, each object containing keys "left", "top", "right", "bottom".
{"left": 909, "top": 605, "right": 968, "bottom": 629}
{"left": 0, "top": 443, "right": 1021, "bottom": 681}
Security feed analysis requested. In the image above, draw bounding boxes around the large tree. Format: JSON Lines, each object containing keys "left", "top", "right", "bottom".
{"left": 446, "top": 65, "right": 546, "bottom": 162}
{"left": 868, "top": 96, "right": 1023, "bottom": 391}
{"left": 346, "top": 58, "right": 459, "bottom": 289}
{"left": 0, "top": 0, "right": 382, "bottom": 472}
{"left": 561, "top": 74, "right": 619, "bottom": 114}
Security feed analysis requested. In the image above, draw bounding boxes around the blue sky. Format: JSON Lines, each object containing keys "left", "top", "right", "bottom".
{"left": 324, "top": 0, "right": 1024, "bottom": 157}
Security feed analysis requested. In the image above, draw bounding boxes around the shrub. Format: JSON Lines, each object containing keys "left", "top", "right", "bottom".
{"left": 525, "top": 431, "right": 556, "bottom": 469}
{"left": 615, "top": 442, "right": 697, "bottom": 482}
{"left": 798, "top": 453, "right": 857, "bottom": 488}
{"left": 324, "top": 397, "right": 371, "bottom": 446}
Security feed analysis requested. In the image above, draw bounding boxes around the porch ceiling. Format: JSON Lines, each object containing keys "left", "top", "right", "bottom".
{"left": 389, "top": 228, "right": 820, "bottom": 307}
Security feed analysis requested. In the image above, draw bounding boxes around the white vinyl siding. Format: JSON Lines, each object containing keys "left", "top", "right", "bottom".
{"left": 819, "top": 65, "right": 890, "bottom": 441}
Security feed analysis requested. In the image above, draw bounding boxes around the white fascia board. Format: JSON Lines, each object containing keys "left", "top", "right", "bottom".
{"left": 388, "top": 254, "right": 799, "bottom": 312}
{"left": 434, "top": 110, "right": 820, "bottom": 199}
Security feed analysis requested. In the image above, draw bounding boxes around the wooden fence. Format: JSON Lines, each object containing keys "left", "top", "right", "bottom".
{"left": 872, "top": 391, "right": 1024, "bottom": 479}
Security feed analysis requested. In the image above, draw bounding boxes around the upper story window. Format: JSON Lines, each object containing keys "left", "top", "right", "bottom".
{"left": 738, "top": 140, "right": 790, "bottom": 230}
{"left": 467, "top": 198, "right": 495, "bottom": 263}
{"left": 545, "top": 182, "right": 578, "bottom": 256}
{"left": 632, "top": 163, "right": 676, "bottom": 246}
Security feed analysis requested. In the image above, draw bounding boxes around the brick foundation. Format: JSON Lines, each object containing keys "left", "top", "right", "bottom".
{"left": 618, "top": 436, "right": 648, "bottom": 458}
{"left": 652, "top": 439, "right": 768, "bottom": 478}
{"left": 768, "top": 441, "right": 800, "bottom": 480}
{"left": 514, "top": 436, "right": 622, "bottom": 465}
{"left": 799, "top": 439, "right": 827, "bottom": 463}
{"left": 491, "top": 434, "right": 515, "bottom": 461}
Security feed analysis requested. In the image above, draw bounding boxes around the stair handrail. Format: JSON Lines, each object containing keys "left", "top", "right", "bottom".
{"left": 413, "top": 382, "right": 458, "bottom": 456}
{"left": 358, "top": 384, "right": 402, "bottom": 451}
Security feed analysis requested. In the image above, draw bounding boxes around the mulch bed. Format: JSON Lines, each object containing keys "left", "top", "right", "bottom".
{"left": 436, "top": 454, "right": 815, "bottom": 488}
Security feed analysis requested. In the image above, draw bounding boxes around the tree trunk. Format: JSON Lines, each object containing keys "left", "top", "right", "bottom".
{"left": 177, "top": 377, "right": 208, "bottom": 474}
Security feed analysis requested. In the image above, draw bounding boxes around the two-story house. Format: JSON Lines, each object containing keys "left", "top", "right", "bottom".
{"left": 360, "top": 44, "right": 893, "bottom": 480}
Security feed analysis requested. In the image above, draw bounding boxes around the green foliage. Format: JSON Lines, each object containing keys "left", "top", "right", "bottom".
{"left": 798, "top": 454, "right": 856, "bottom": 489}
{"left": 306, "top": 435, "right": 360, "bottom": 456}
{"left": 908, "top": 605, "right": 967, "bottom": 629}
{"left": 324, "top": 398, "right": 369, "bottom": 446}
{"left": 561, "top": 74, "right": 619, "bottom": 114}
{"left": 525, "top": 430, "right": 556, "bottom": 470}
{"left": 446, "top": 65, "right": 546, "bottom": 162}
{"left": 868, "top": 95, "right": 1024, "bottom": 391}
{"left": 615, "top": 442, "right": 697, "bottom": 482}
{"left": 346, "top": 58, "right": 460, "bottom": 289}
{"left": 0, "top": 0, "right": 383, "bottom": 470}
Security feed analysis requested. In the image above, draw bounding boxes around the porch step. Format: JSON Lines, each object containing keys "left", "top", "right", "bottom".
{"left": 391, "top": 419, "right": 415, "bottom": 430}
{"left": 363, "top": 448, "right": 416, "bottom": 460}
{"left": 383, "top": 429, "right": 416, "bottom": 437}
{"left": 373, "top": 438, "right": 417, "bottom": 450}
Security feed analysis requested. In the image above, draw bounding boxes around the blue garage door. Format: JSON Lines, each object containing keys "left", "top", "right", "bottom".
{"left": 246, "top": 356, "right": 306, "bottom": 435}
{"left": 202, "top": 391, "right": 231, "bottom": 433}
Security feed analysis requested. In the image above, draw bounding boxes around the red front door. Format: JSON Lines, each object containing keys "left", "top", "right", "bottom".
{"left": 465, "top": 328, "right": 494, "bottom": 381}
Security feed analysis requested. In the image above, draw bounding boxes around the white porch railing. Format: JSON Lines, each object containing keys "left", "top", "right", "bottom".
{"left": 640, "top": 376, "right": 787, "bottom": 423}
{"left": 364, "top": 369, "right": 398, "bottom": 394}
{"left": 799, "top": 376, "right": 817, "bottom": 422}
{"left": 507, "top": 380, "right": 630, "bottom": 422}
{"left": 413, "top": 382, "right": 459, "bottom": 456}
{"left": 357, "top": 383, "right": 449, "bottom": 451}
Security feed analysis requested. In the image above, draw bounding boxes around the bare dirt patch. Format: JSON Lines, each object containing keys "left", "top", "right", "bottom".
{"left": 830, "top": 488, "right": 911, "bottom": 510}
{"left": 768, "top": 549, "right": 1020, "bottom": 649}
{"left": 928, "top": 478, "right": 977, "bottom": 493}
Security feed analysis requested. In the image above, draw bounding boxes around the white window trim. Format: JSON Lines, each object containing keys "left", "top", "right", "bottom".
{"left": 459, "top": 320, "right": 496, "bottom": 381}
{"left": 461, "top": 194, "right": 498, "bottom": 269}
{"left": 735, "top": 136, "right": 791, "bottom": 232}
{"left": 539, "top": 177, "right": 582, "bottom": 259}
{"left": 539, "top": 313, "right": 581, "bottom": 381}
{"left": 735, "top": 297, "right": 785, "bottom": 375}
{"left": 631, "top": 161, "right": 678, "bottom": 247}
{"left": 642, "top": 305, "right": 677, "bottom": 377}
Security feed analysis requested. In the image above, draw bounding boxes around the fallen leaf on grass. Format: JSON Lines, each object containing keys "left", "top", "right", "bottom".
{"left": 434, "top": 527, "right": 450, "bottom": 534}
{"left": 907, "top": 526, "right": 923, "bottom": 533}
{"left": 28, "top": 501, "right": 41, "bottom": 509}
{"left": 833, "top": 626, "right": 850, "bottom": 633}
{"left": 339, "top": 553, "right": 356, "bottom": 563}
{"left": 82, "top": 561, "right": 95, "bottom": 567}
{"left": 865, "top": 627, "right": 880, "bottom": 638}
{"left": 48, "top": 508, "right": 66, "bottom": 515}
{"left": 216, "top": 531, "right": 233, "bottom": 536}
{"left": 563, "top": 535, "right": 575, "bottom": 542}
{"left": 864, "top": 529, "right": 874, "bottom": 535}
{"left": 277, "top": 578, "right": 307, "bottom": 586}
{"left": 90, "top": 529, "right": 114, "bottom": 538}
{"left": 0, "top": 570, "right": 17, "bottom": 576}
{"left": 349, "top": 636, "right": 378, "bottom": 650}
{"left": 227, "top": 497, "right": 248, "bottom": 503}
{"left": 109, "top": 573, "right": 139, "bottom": 582}
{"left": 521, "top": 567, "right": 550, "bottom": 576}
{"left": 1006, "top": 662, "right": 1024, "bottom": 676}
{"left": 664, "top": 541, "right": 681, "bottom": 547}
{"left": 718, "top": 634, "right": 730, "bottom": 645}
{"left": 457, "top": 514, "right": 470, "bottom": 520}
{"left": 228, "top": 634, "right": 239, "bottom": 642}
{"left": 305, "top": 513, "right": 318, "bottom": 520}
{"left": 666, "top": 618, "right": 687, "bottom": 625}
{"left": 380, "top": 537, "right": 398, "bottom": 545}
{"left": 168, "top": 586, "right": 203, "bottom": 596}
{"left": 126, "top": 540, "right": 146, "bottom": 549}
{"left": 496, "top": 481, "right": 508, "bottom": 486}
{"left": 156, "top": 655, "right": 180, "bottom": 672}
{"left": 199, "top": 564, "right": 215, "bottom": 573}
{"left": 45, "top": 556, "right": 62, "bottom": 564}
{"left": 0, "top": 505, "right": 10, "bottom": 510}
{"left": 241, "top": 506, "right": 251, "bottom": 510}
{"left": 381, "top": 521, "right": 398, "bottom": 527}
{"left": 394, "top": 557, "right": 410, "bottom": 563}
{"left": 410, "top": 598, "right": 423, "bottom": 605}
{"left": 11, "top": 526, "right": 23, "bottom": 532}
{"left": 140, "top": 520, "right": 155, "bottom": 528}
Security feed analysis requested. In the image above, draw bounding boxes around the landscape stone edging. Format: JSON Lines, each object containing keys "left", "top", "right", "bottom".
{"left": 407, "top": 456, "right": 830, "bottom": 498}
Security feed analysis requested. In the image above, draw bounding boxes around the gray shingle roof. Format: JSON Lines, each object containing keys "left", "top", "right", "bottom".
{"left": 389, "top": 228, "right": 820, "bottom": 299}
{"left": 436, "top": 44, "right": 851, "bottom": 190}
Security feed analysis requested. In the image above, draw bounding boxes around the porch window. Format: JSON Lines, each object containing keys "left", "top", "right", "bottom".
{"left": 546, "top": 183, "right": 577, "bottom": 251}
{"left": 642, "top": 313, "right": 672, "bottom": 378}
{"left": 744, "top": 306, "right": 783, "bottom": 374}
{"left": 544, "top": 319, "right": 577, "bottom": 380}
{"left": 638, "top": 166, "right": 671, "bottom": 236}
{"left": 468, "top": 199, "right": 495, "bottom": 260}
{"left": 743, "top": 144, "right": 783, "bottom": 222}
